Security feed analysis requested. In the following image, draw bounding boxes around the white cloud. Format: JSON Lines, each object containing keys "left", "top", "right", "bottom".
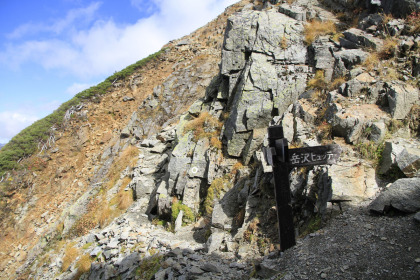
{"left": 130, "top": 0, "right": 158, "bottom": 14}
{"left": 6, "top": 2, "right": 101, "bottom": 39}
{"left": 66, "top": 82, "right": 95, "bottom": 96}
{"left": 0, "top": 0, "right": 238, "bottom": 78}
{"left": 0, "top": 111, "right": 39, "bottom": 142}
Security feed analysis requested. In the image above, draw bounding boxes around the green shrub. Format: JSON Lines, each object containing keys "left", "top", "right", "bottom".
{"left": 203, "top": 176, "right": 231, "bottom": 215}
{"left": 0, "top": 49, "right": 165, "bottom": 176}
{"left": 299, "top": 215, "right": 322, "bottom": 237}
{"left": 171, "top": 201, "right": 195, "bottom": 224}
{"left": 354, "top": 141, "right": 385, "bottom": 165}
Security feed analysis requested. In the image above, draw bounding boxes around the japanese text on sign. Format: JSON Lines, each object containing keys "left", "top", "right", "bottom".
{"left": 290, "top": 152, "right": 335, "bottom": 165}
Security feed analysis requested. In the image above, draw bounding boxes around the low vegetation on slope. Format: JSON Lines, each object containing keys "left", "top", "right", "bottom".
{"left": 0, "top": 49, "right": 164, "bottom": 176}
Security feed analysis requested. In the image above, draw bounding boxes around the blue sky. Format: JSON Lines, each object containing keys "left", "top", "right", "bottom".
{"left": 0, "top": 0, "right": 237, "bottom": 143}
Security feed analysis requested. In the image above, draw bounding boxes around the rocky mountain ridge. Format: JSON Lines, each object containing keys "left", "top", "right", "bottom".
{"left": 0, "top": 0, "right": 419, "bottom": 279}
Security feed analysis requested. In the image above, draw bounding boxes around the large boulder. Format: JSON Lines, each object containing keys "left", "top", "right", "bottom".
{"left": 338, "top": 73, "right": 385, "bottom": 103}
{"left": 378, "top": 142, "right": 405, "bottom": 175}
{"left": 340, "top": 28, "right": 383, "bottom": 50}
{"left": 369, "top": 178, "right": 420, "bottom": 214}
{"left": 386, "top": 82, "right": 420, "bottom": 120}
{"left": 329, "top": 104, "right": 388, "bottom": 144}
{"left": 328, "top": 158, "right": 379, "bottom": 203}
{"left": 333, "top": 49, "right": 369, "bottom": 79}
{"left": 396, "top": 148, "right": 420, "bottom": 178}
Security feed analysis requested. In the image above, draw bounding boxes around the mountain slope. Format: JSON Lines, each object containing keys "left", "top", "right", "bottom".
{"left": 1, "top": 0, "right": 419, "bottom": 279}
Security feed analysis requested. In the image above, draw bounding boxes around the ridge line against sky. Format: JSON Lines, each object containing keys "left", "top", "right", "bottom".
{"left": 0, "top": 0, "right": 238, "bottom": 143}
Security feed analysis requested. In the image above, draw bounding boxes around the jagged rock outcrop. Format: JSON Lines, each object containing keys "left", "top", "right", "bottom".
{"left": 221, "top": 9, "right": 310, "bottom": 161}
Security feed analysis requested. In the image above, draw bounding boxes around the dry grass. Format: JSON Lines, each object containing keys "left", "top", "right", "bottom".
{"left": 121, "top": 145, "right": 140, "bottom": 168}
{"left": 113, "top": 177, "right": 134, "bottom": 210}
{"left": 406, "top": 12, "right": 420, "bottom": 34}
{"left": 304, "top": 20, "right": 337, "bottom": 45}
{"left": 332, "top": 32, "right": 344, "bottom": 43}
{"left": 316, "top": 121, "right": 333, "bottom": 143}
{"left": 362, "top": 53, "right": 380, "bottom": 71}
{"left": 75, "top": 254, "right": 92, "bottom": 274}
{"left": 62, "top": 244, "right": 79, "bottom": 272}
{"left": 307, "top": 70, "right": 328, "bottom": 90}
{"left": 184, "top": 112, "right": 222, "bottom": 142}
{"left": 231, "top": 162, "right": 244, "bottom": 175}
{"left": 115, "top": 189, "right": 134, "bottom": 210}
{"left": 70, "top": 196, "right": 112, "bottom": 237}
{"left": 106, "top": 145, "right": 139, "bottom": 190}
{"left": 378, "top": 38, "right": 398, "bottom": 59}
{"left": 210, "top": 137, "right": 222, "bottom": 149}
{"left": 97, "top": 204, "right": 112, "bottom": 228}
{"left": 330, "top": 76, "right": 347, "bottom": 90}
{"left": 280, "top": 35, "right": 288, "bottom": 49}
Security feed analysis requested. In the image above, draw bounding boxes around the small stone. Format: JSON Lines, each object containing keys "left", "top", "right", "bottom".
{"left": 414, "top": 212, "right": 420, "bottom": 223}
{"left": 321, "top": 273, "right": 327, "bottom": 279}
{"left": 415, "top": 258, "right": 420, "bottom": 263}
{"left": 189, "top": 266, "right": 204, "bottom": 275}
{"left": 364, "top": 224, "right": 373, "bottom": 230}
{"left": 201, "top": 263, "right": 221, "bottom": 273}
{"left": 182, "top": 248, "right": 194, "bottom": 256}
{"left": 381, "top": 237, "right": 387, "bottom": 241}
{"left": 123, "top": 96, "right": 135, "bottom": 102}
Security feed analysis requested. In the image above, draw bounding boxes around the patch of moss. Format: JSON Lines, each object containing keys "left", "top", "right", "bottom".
{"left": 299, "top": 215, "right": 322, "bottom": 237}
{"left": 135, "top": 254, "right": 163, "bottom": 279}
{"left": 203, "top": 176, "right": 231, "bottom": 215}
{"left": 171, "top": 201, "right": 195, "bottom": 224}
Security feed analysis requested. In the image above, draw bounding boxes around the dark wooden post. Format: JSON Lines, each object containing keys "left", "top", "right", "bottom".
{"left": 265, "top": 126, "right": 342, "bottom": 251}
{"left": 267, "top": 125, "right": 296, "bottom": 251}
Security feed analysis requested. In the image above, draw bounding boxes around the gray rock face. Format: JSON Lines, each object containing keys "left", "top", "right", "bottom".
{"left": 222, "top": 9, "right": 310, "bottom": 157}
{"left": 368, "top": 121, "right": 386, "bottom": 143}
{"left": 333, "top": 50, "right": 369, "bottom": 79}
{"left": 369, "top": 178, "right": 420, "bottom": 214}
{"left": 211, "top": 180, "right": 242, "bottom": 230}
{"left": 379, "top": 142, "right": 405, "bottom": 175}
{"left": 328, "top": 103, "right": 388, "bottom": 144}
{"left": 396, "top": 148, "right": 420, "bottom": 178}
{"left": 310, "top": 37, "right": 336, "bottom": 81}
{"left": 386, "top": 82, "right": 420, "bottom": 120}
{"left": 278, "top": 3, "right": 307, "bottom": 21}
{"left": 328, "top": 158, "right": 379, "bottom": 203}
{"left": 340, "top": 28, "right": 383, "bottom": 50}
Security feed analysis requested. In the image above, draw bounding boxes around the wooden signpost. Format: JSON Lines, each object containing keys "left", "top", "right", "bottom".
{"left": 265, "top": 125, "right": 342, "bottom": 252}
